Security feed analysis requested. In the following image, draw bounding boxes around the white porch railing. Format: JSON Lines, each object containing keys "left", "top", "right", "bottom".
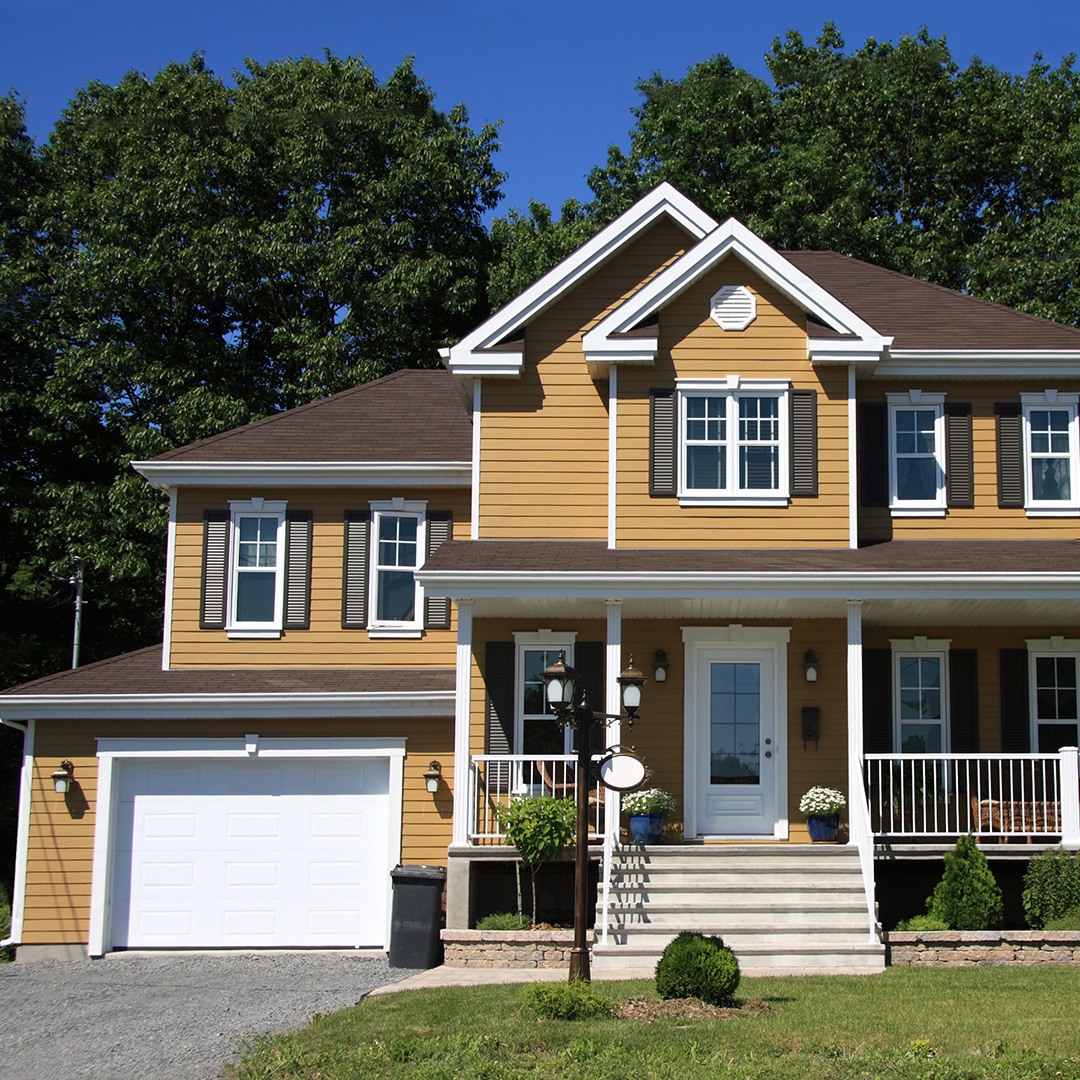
{"left": 468, "top": 755, "right": 606, "bottom": 842}
{"left": 865, "top": 750, "right": 1080, "bottom": 847}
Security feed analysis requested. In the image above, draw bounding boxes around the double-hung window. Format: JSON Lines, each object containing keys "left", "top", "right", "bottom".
{"left": 1022, "top": 393, "right": 1080, "bottom": 515}
{"left": 227, "top": 499, "right": 286, "bottom": 637}
{"left": 368, "top": 501, "right": 426, "bottom": 636}
{"left": 678, "top": 379, "right": 789, "bottom": 505}
{"left": 892, "top": 639, "right": 950, "bottom": 753}
{"left": 888, "top": 392, "right": 945, "bottom": 516}
{"left": 1027, "top": 641, "right": 1080, "bottom": 752}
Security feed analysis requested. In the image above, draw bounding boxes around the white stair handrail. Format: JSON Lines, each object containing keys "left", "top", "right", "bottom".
{"left": 849, "top": 778, "right": 879, "bottom": 943}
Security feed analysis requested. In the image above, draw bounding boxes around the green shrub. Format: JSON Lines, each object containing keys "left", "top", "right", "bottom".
{"left": 495, "top": 797, "right": 576, "bottom": 927}
{"left": 926, "top": 834, "right": 1003, "bottom": 930}
{"left": 1023, "top": 848, "right": 1080, "bottom": 929}
{"left": 474, "top": 912, "right": 532, "bottom": 931}
{"left": 520, "top": 980, "right": 614, "bottom": 1021}
{"left": 654, "top": 931, "right": 740, "bottom": 1005}
{"left": 893, "top": 914, "right": 949, "bottom": 931}
{"left": 1043, "top": 905, "right": 1080, "bottom": 931}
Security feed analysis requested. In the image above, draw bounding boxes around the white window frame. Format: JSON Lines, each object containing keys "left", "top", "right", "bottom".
{"left": 368, "top": 499, "right": 427, "bottom": 638}
{"left": 676, "top": 377, "right": 790, "bottom": 507}
{"left": 513, "top": 631, "right": 576, "bottom": 759}
{"left": 1026, "top": 638, "right": 1080, "bottom": 752}
{"left": 226, "top": 498, "right": 286, "bottom": 639}
{"left": 891, "top": 638, "right": 951, "bottom": 754}
{"left": 1021, "top": 392, "right": 1080, "bottom": 517}
{"left": 887, "top": 391, "right": 946, "bottom": 517}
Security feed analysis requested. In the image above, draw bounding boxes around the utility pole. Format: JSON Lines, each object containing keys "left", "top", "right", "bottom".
{"left": 70, "top": 556, "right": 84, "bottom": 669}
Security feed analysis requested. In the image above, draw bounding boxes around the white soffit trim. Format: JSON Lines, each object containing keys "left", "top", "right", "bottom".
{"left": 873, "top": 351, "right": 1080, "bottom": 379}
{"left": 132, "top": 461, "right": 472, "bottom": 489}
{"left": 445, "top": 183, "right": 717, "bottom": 376}
{"left": 0, "top": 690, "right": 455, "bottom": 720}
{"left": 582, "top": 216, "right": 887, "bottom": 372}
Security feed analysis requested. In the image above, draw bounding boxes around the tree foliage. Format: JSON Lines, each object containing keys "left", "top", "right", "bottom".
{"left": 492, "top": 24, "right": 1080, "bottom": 327}
{"left": 495, "top": 796, "right": 576, "bottom": 927}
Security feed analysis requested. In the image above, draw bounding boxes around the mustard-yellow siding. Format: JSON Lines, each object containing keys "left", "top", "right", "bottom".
{"left": 169, "top": 486, "right": 469, "bottom": 669}
{"left": 22, "top": 716, "right": 453, "bottom": 945}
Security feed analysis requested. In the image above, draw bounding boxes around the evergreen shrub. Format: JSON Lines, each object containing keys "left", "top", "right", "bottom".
{"left": 474, "top": 912, "right": 532, "bottom": 931}
{"left": 1023, "top": 848, "right": 1080, "bottom": 929}
{"left": 520, "top": 980, "right": 614, "bottom": 1020}
{"left": 927, "top": 834, "right": 1003, "bottom": 930}
{"left": 1043, "top": 906, "right": 1080, "bottom": 931}
{"left": 893, "top": 914, "right": 949, "bottom": 931}
{"left": 654, "top": 931, "right": 740, "bottom": 1005}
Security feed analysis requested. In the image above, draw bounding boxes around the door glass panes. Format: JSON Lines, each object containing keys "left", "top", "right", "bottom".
{"left": 1030, "top": 409, "right": 1072, "bottom": 501}
{"left": 235, "top": 516, "right": 278, "bottom": 623}
{"left": 899, "top": 655, "right": 943, "bottom": 752}
{"left": 739, "top": 396, "right": 780, "bottom": 490}
{"left": 895, "top": 409, "right": 938, "bottom": 502}
{"left": 522, "top": 648, "right": 567, "bottom": 755}
{"left": 1035, "top": 656, "right": 1080, "bottom": 752}
{"left": 710, "top": 662, "right": 760, "bottom": 784}
{"left": 376, "top": 515, "right": 418, "bottom": 622}
{"left": 685, "top": 396, "right": 726, "bottom": 490}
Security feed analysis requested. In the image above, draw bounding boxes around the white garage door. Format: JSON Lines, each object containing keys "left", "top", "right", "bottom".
{"left": 110, "top": 757, "right": 391, "bottom": 949}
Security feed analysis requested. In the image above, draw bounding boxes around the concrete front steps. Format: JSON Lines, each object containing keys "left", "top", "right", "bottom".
{"left": 591, "top": 844, "right": 884, "bottom": 975}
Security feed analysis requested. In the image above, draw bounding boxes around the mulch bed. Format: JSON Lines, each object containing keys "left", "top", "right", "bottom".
{"left": 613, "top": 998, "right": 774, "bottom": 1021}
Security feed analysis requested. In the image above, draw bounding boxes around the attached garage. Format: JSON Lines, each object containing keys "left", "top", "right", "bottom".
{"left": 89, "top": 737, "right": 405, "bottom": 956}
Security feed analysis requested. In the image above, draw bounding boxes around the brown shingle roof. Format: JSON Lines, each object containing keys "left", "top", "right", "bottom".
{"left": 153, "top": 370, "right": 471, "bottom": 464}
{"left": 785, "top": 251, "right": 1080, "bottom": 352}
{"left": 422, "top": 539, "right": 1080, "bottom": 575}
{"left": 1, "top": 646, "right": 456, "bottom": 696}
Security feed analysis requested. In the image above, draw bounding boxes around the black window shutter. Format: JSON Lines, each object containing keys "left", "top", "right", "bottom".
{"left": 949, "top": 649, "right": 979, "bottom": 752}
{"left": 860, "top": 403, "right": 888, "bottom": 507}
{"left": 862, "top": 648, "right": 893, "bottom": 753}
{"left": 199, "top": 510, "right": 229, "bottom": 630}
{"left": 341, "top": 511, "right": 371, "bottom": 629}
{"left": 283, "top": 511, "right": 313, "bottom": 630}
{"left": 790, "top": 389, "right": 818, "bottom": 497}
{"left": 649, "top": 389, "right": 676, "bottom": 496}
{"left": 996, "top": 404, "right": 1024, "bottom": 508}
{"left": 945, "top": 404, "right": 974, "bottom": 509}
{"left": 424, "top": 511, "right": 453, "bottom": 631}
{"left": 575, "top": 641, "right": 606, "bottom": 754}
{"left": 485, "top": 641, "right": 516, "bottom": 755}
{"left": 1000, "top": 648, "right": 1030, "bottom": 752}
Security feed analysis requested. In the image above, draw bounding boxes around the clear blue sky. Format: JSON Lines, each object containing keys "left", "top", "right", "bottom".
{"left": 3, "top": 0, "right": 1079, "bottom": 219}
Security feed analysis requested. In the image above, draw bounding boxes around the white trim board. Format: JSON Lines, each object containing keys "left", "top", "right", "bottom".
{"left": 132, "top": 461, "right": 472, "bottom": 489}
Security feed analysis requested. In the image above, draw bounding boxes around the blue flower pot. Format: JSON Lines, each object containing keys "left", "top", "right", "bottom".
{"left": 806, "top": 814, "right": 840, "bottom": 842}
{"left": 629, "top": 814, "right": 665, "bottom": 844}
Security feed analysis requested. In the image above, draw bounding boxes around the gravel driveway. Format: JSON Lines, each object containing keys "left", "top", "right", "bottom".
{"left": 0, "top": 953, "right": 420, "bottom": 1080}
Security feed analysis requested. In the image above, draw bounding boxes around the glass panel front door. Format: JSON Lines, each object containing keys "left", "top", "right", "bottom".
{"left": 710, "top": 663, "right": 760, "bottom": 785}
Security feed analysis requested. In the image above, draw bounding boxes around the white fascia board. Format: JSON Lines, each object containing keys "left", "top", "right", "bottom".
{"left": 0, "top": 690, "right": 455, "bottom": 721}
{"left": 582, "top": 217, "right": 887, "bottom": 364}
{"left": 585, "top": 347, "right": 658, "bottom": 380}
{"left": 809, "top": 338, "right": 893, "bottom": 365}
{"left": 445, "top": 183, "right": 716, "bottom": 373}
{"left": 417, "top": 568, "right": 1080, "bottom": 603}
{"left": 875, "top": 351, "right": 1080, "bottom": 379}
{"left": 132, "top": 461, "right": 472, "bottom": 489}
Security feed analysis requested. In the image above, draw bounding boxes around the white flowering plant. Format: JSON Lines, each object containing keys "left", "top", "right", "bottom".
{"left": 623, "top": 788, "right": 676, "bottom": 817}
{"left": 799, "top": 786, "right": 846, "bottom": 817}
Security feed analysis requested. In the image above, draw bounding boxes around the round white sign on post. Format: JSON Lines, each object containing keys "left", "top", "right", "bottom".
{"left": 599, "top": 751, "right": 648, "bottom": 792}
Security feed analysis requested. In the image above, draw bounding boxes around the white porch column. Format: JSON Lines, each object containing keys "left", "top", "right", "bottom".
{"left": 451, "top": 599, "right": 474, "bottom": 847}
{"left": 1061, "top": 746, "right": 1080, "bottom": 850}
{"left": 604, "top": 600, "right": 623, "bottom": 842}
{"left": 846, "top": 601, "right": 865, "bottom": 836}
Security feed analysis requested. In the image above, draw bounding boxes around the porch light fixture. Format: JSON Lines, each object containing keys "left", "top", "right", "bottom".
{"left": 803, "top": 650, "right": 820, "bottom": 683}
{"left": 52, "top": 760, "right": 74, "bottom": 795}
{"left": 423, "top": 760, "right": 442, "bottom": 794}
{"left": 652, "top": 650, "right": 669, "bottom": 683}
{"left": 541, "top": 652, "right": 646, "bottom": 984}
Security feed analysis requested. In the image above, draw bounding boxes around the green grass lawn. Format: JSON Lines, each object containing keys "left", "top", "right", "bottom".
{"left": 228, "top": 968, "right": 1080, "bottom": 1080}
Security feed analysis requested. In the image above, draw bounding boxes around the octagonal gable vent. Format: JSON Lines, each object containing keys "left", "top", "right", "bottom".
{"left": 710, "top": 285, "right": 757, "bottom": 331}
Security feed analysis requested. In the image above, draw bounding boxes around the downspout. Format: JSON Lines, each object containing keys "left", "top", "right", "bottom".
{"left": 0, "top": 717, "right": 33, "bottom": 948}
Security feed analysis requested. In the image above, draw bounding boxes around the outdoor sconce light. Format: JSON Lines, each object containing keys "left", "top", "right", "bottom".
{"left": 617, "top": 656, "right": 646, "bottom": 723}
{"left": 52, "top": 761, "right": 74, "bottom": 795}
{"left": 423, "top": 761, "right": 442, "bottom": 794}
{"left": 652, "top": 650, "right": 669, "bottom": 683}
{"left": 803, "top": 650, "right": 820, "bottom": 683}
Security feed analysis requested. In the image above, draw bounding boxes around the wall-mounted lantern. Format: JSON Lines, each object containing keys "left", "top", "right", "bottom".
{"left": 652, "top": 650, "right": 669, "bottom": 683}
{"left": 52, "top": 761, "right": 74, "bottom": 795}
{"left": 803, "top": 650, "right": 820, "bottom": 683}
{"left": 423, "top": 760, "right": 442, "bottom": 794}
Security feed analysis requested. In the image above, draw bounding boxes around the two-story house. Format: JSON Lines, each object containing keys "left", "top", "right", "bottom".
{"left": 4, "top": 183, "right": 1080, "bottom": 971}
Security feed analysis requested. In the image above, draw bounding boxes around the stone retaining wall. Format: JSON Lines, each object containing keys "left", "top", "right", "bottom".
{"left": 886, "top": 930, "right": 1080, "bottom": 966}
{"left": 441, "top": 929, "right": 591, "bottom": 968}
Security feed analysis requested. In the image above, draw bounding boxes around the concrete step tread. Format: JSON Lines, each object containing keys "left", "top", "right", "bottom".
{"left": 593, "top": 942, "right": 884, "bottom": 957}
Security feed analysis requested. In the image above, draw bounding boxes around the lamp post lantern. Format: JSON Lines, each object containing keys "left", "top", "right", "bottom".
{"left": 542, "top": 651, "right": 645, "bottom": 982}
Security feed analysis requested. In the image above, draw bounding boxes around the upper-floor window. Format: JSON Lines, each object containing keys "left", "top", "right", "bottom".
{"left": 369, "top": 502, "right": 426, "bottom": 635}
{"left": 227, "top": 499, "right": 286, "bottom": 637}
{"left": 892, "top": 639, "right": 951, "bottom": 753}
{"left": 888, "top": 392, "right": 945, "bottom": 517}
{"left": 1022, "top": 393, "right": 1079, "bottom": 515}
{"left": 677, "top": 379, "right": 789, "bottom": 506}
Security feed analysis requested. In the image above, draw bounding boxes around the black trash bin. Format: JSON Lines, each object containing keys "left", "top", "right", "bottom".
{"left": 388, "top": 864, "right": 447, "bottom": 969}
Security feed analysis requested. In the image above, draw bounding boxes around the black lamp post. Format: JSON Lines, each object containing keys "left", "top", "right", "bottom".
{"left": 541, "top": 651, "right": 645, "bottom": 982}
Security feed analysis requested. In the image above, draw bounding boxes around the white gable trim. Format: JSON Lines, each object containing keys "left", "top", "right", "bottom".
{"left": 582, "top": 217, "right": 888, "bottom": 374}
{"left": 133, "top": 461, "right": 472, "bottom": 489}
{"left": 445, "top": 184, "right": 716, "bottom": 377}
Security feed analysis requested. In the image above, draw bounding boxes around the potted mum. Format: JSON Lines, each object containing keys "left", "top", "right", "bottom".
{"left": 799, "top": 786, "right": 846, "bottom": 842}
{"left": 623, "top": 788, "right": 676, "bottom": 844}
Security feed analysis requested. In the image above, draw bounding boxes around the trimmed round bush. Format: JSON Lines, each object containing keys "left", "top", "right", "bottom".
{"left": 928, "top": 833, "right": 1003, "bottom": 930}
{"left": 654, "top": 931, "right": 740, "bottom": 1005}
{"left": 1023, "top": 848, "right": 1080, "bottom": 929}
